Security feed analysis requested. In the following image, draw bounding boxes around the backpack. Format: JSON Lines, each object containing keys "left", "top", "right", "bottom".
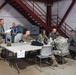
{"left": 31, "top": 41, "right": 43, "bottom": 46}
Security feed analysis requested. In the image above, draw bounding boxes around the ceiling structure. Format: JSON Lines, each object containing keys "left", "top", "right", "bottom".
{"left": 26, "top": 0, "right": 62, "bottom": 3}
{"left": 1, "top": 0, "right": 75, "bottom": 37}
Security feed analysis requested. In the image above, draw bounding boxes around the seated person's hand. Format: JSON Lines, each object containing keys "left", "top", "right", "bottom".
{"left": 31, "top": 39, "right": 36, "bottom": 42}
{"left": 19, "top": 40, "right": 24, "bottom": 42}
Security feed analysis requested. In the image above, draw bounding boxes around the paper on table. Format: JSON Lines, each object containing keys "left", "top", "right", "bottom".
{"left": 17, "top": 50, "right": 25, "bottom": 58}
{"left": 5, "top": 29, "right": 11, "bottom": 33}
{"left": 23, "top": 41, "right": 27, "bottom": 43}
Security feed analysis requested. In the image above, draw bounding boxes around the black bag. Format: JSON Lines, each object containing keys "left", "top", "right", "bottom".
{"left": 31, "top": 41, "right": 43, "bottom": 46}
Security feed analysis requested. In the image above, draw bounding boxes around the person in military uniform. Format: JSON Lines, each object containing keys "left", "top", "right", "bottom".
{"left": 49, "top": 28, "right": 57, "bottom": 40}
{"left": 53, "top": 35, "right": 68, "bottom": 63}
{"left": 38, "top": 29, "right": 48, "bottom": 44}
{"left": 38, "top": 29, "right": 58, "bottom": 66}
{"left": 51, "top": 54, "right": 59, "bottom": 67}
{"left": 0, "top": 18, "right": 6, "bottom": 44}
{"left": 54, "top": 35, "right": 68, "bottom": 50}
{"left": 21, "top": 29, "right": 33, "bottom": 42}
{"left": 67, "top": 30, "right": 76, "bottom": 59}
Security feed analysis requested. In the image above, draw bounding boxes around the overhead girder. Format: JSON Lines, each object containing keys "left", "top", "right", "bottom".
{"left": 57, "top": 0, "right": 76, "bottom": 29}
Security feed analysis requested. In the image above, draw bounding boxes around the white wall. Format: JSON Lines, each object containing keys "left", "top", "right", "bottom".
{"left": 0, "top": 0, "right": 31, "bottom": 30}
{"left": 0, "top": 0, "right": 5, "bottom": 6}
{"left": 52, "top": 0, "right": 72, "bottom": 17}
{"left": 52, "top": 0, "right": 76, "bottom": 30}
{"left": 65, "top": 3, "right": 76, "bottom": 29}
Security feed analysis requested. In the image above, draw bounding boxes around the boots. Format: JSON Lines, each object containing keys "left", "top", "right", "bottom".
{"left": 52, "top": 59, "right": 58, "bottom": 67}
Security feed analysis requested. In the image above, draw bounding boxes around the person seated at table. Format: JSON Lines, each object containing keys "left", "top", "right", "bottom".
{"left": 67, "top": 30, "right": 76, "bottom": 59}
{"left": 21, "top": 29, "right": 33, "bottom": 42}
{"left": 11, "top": 22, "right": 18, "bottom": 43}
{"left": 54, "top": 35, "right": 68, "bottom": 50}
{"left": 38, "top": 29, "right": 48, "bottom": 44}
{"left": 49, "top": 28, "right": 57, "bottom": 40}
{"left": 38, "top": 29, "right": 58, "bottom": 66}
{"left": 54, "top": 35, "right": 68, "bottom": 63}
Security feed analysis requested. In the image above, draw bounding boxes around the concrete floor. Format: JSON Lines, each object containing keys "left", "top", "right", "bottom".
{"left": 0, "top": 58, "right": 76, "bottom": 75}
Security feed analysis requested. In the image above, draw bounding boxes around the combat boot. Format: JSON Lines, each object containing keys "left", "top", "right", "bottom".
{"left": 52, "top": 59, "right": 58, "bottom": 67}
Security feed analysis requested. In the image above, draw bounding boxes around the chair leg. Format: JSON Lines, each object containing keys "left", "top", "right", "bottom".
{"left": 40, "top": 58, "right": 42, "bottom": 72}
{"left": 35, "top": 56, "right": 37, "bottom": 65}
{"left": 35, "top": 56, "right": 43, "bottom": 72}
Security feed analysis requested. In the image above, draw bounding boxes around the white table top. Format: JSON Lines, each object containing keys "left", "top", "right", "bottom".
{"left": 5, "top": 44, "right": 42, "bottom": 53}
{"left": 1, "top": 43, "right": 42, "bottom": 53}
{"left": 1, "top": 42, "right": 30, "bottom": 48}
{"left": 1, "top": 42, "right": 52, "bottom": 53}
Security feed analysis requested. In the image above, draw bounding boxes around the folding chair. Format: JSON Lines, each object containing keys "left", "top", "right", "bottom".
{"left": 14, "top": 33, "right": 23, "bottom": 43}
{"left": 35, "top": 45, "right": 53, "bottom": 71}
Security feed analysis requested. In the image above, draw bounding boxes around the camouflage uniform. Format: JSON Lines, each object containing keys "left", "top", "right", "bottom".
{"left": 50, "top": 54, "right": 58, "bottom": 67}
{"left": 67, "top": 34, "right": 76, "bottom": 51}
{"left": 21, "top": 35, "right": 33, "bottom": 42}
{"left": 38, "top": 34, "right": 48, "bottom": 44}
{"left": 54, "top": 36, "right": 67, "bottom": 50}
{"left": 67, "top": 34, "right": 76, "bottom": 59}
{"left": 38, "top": 34, "right": 58, "bottom": 66}
{"left": 0, "top": 25, "right": 4, "bottom": 44}
{"left": 53, "top": 36, "right": 68, "bottom": 63}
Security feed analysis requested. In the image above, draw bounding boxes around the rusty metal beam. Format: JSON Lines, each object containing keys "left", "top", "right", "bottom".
{"left": 46, "top": 3, "right": 52, "bottom": 26}
{"left": 57, "top": 0, "right": 76, "bottom": 29}
{"left": 15, "top": 0, "right": 51, "bottom": 31}
{"left": 0, "top": 1, "right": 7, "bottom": 10}
{"left": 28, "top": 0, "right": 61, "bottom": 3}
